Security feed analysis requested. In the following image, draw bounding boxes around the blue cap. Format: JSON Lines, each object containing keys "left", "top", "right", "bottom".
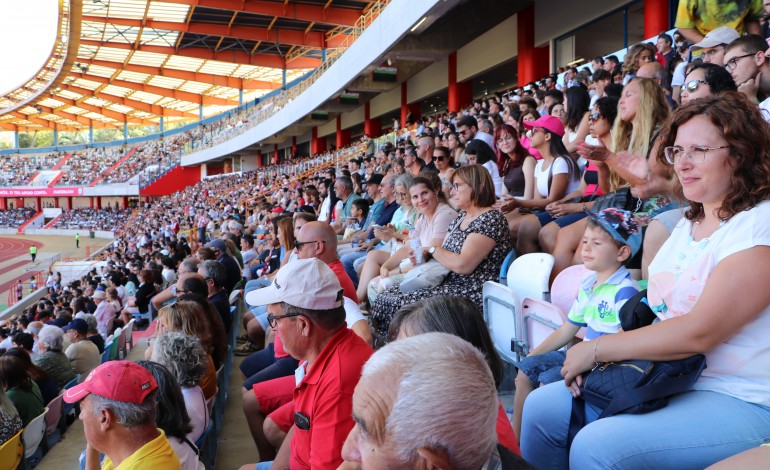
{"left": 63, "top": 318, "right": 89, "bottom": 333}
{"left": 585, "top": 208, "right": 642, "bottom": 257}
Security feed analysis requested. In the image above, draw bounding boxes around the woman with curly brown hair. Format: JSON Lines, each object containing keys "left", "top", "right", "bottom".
{"left": 522, "top": 92, "right": 770, "bottom": 469}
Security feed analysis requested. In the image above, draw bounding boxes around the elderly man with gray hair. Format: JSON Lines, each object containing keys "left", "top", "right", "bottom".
{"left": 341, "top": 332, "right": 532, "bottom": 469}
{"left": 33, "top": 325, "right": 75, "bottom": 388}
{"left": 65, "top": 361, "right": 181, "bottom": 469}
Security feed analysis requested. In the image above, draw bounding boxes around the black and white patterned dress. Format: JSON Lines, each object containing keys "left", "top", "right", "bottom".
{"left": 371, "top": 209, "right": 511, "bottom": 338}
{"left": 0, "top": 413, "right": 22, "bottom": 447}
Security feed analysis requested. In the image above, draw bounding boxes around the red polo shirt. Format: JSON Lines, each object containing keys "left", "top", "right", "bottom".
{"left": 290, "top": 327, "right": 373, "bottom": 470}
{"left": 327, "top": 259, "right": 358, "bottom": 302}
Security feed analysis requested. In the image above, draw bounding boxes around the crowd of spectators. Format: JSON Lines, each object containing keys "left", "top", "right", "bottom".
{"left": 50, "top": 208, "right": 131, "bottom": 232}
{"left": 0, "top": 208, "right": 35, "bottom": 227}
{"left": 0, "top": 152, "right": 64, "bottom": 186}
{"left": 3, "top": 3, "right": 770, "bottom": 468}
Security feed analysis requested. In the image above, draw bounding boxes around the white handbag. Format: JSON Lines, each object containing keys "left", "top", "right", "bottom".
{"left": 399, "top": 260, "right": 450, "bottom": 293}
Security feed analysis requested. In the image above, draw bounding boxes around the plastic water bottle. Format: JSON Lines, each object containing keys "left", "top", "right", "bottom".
{"left": 409, "top": 236, "right": 423, "bottom": 265}
{"left": 352, "top": 236, "right": 359, "bottom": 248}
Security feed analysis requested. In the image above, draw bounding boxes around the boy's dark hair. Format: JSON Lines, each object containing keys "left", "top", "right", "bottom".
{"left": 351, "top": 199, "right": 370, "bottom": 220}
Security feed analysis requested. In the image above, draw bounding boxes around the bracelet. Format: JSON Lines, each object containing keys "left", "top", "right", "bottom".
{"left": 593, "top": 337, "right": 601, "bottom": 364}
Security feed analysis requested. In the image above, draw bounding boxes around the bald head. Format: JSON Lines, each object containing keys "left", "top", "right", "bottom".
{"left": 636, "top": 62, "right": 665, "bottom": 83}
{"left": 297, "top": 221, "right": 338, "bottom": 263}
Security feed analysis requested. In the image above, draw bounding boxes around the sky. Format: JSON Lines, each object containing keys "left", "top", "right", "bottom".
{"left": 0, "top": 0, "right": 60, "bottom": 96}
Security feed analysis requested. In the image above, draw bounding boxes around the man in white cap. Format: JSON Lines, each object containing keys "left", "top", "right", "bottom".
{"left": 688, "top": 26, "right": 741, "bottom": 66}
{"left": 244, "top": 258, "right": 373, "bottom": 470}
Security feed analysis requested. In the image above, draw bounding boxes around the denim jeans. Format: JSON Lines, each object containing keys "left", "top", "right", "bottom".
{"left": 340, "top": 250, "right": 367, "bottom": 287}
{"left": 520, "top": 381, "right": 770, "bottom": 469}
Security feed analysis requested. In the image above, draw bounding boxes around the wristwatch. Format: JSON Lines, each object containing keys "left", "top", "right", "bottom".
{"left": 428, "top": 246, "right": 436, "bottom": 256}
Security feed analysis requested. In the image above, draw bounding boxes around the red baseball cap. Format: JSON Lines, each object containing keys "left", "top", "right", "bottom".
{"left": 522, "top": 115, "right": 565, "bottom": 138}
{"left": 63, "top": 361, "right": 158, "bottom": 404}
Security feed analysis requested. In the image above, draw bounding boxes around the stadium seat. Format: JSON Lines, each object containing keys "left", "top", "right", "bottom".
{"left": 101, "top": 339, "right": 113, "bottom": 364}
{"left": 61, "top": 375, "right": 80, "bottom": 420}
{"left": 116, "top": 327, "right": 127, "bottom": 359}
{"left": 550, "top": 264, "right": 590, "bottom": 340}
{"left": 44, "top": 393, "right": 64, "bottom": 451}
{"left": 0, "top": 429, "right": 23, "bottom": 470}
{"left": 519, "top": 298, "right": 569, "bottom": 357}
{"left": 131, "top": 310, "right": 152, "bottom": 326}
{"left": 550, "top": 264, "right": 590, "bottom": 315}
{"left": 498, "top": 250, "right": 517, "bottom": 285}
{"left": 195, "top": 418, "right": 215, "bottom": 470}
{"left": 215, "top": 364, "right": 226, "bottom": 435}
{"left": 23, "top": 407, "right": 48, "bottom": 463}
{"left": 483, "top": 281, "right": 522, "bottom": 365}
{"left": 123, "top": 318, "right": 136, "bottom": 351}
{"left": 506, "top": 253, "right": 554, "bottom": 307}
{"left": 109, "top": 330, "right": 121, "bottom": 361}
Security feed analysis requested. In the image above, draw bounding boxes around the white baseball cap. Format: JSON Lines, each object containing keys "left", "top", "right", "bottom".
{"left": 245, "top": 258, "right": 344, "bottom": 310}
{"left": 689, "top": 26, "right": 740, "bottom": 50}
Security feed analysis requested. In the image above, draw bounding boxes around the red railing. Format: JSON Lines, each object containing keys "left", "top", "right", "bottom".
{"left": 6, "top": 271, "right": 45, "bottom": 308}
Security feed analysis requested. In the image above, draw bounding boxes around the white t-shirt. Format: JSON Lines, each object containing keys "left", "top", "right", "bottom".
{"left": 759, "top": 97, "right": 770, "bottom": 124}
{"left": 482, "top": 160, "right": 504, "bottom": 197}
{"left": 647, "top": 201, "right": 770, "bottom": 406}
{"left": 318, "top": 197, "right": 331, "bottom": 222}
{"left": 534, "top": 157, "right": 581, "bottom": 198}
{"left": 343, "top": 297, "right": 366, "bottom": 327}
{"left": 413, "top": 203, "right": 458, "bottom": 247}
{"left": 671, "top": 61, "right": 688, "bottom": 87}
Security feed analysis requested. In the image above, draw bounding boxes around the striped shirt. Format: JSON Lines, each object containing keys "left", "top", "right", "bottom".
{"left": 567, "top": 266, "right": 638, "bottom": 340}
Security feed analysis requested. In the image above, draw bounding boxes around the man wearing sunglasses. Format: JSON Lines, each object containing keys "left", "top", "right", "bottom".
{"left": 244, "top": 258, "right": 373, "bottom": 470}
{"left": 723, "top": 34, "right": 770, "bottom": 122}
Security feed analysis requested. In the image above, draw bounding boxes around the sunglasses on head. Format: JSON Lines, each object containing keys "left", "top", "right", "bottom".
{"left": 683, "top": 79, "right": 707, "bottom": 93}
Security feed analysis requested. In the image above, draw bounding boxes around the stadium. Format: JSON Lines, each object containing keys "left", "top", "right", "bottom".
{"left": 0, "top": 0, "right": 769, "bottom": 468}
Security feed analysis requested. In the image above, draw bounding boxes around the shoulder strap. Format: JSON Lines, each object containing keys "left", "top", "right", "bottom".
{"left": 182, "top": 436, "right": 200, "bottom": 456}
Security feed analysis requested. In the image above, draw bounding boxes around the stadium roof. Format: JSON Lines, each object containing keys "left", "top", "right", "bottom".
{"left": 0, "top": 0, "right": 375, "bottom": 132}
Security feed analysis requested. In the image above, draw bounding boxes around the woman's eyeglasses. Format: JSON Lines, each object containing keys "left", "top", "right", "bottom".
{"left": 683, "top": 79, "right": 708, "bottom": 93}
{"left": 663, "top": 144, "right": 730, "bottom": 165}
{"left": 588, "top": 112, "right": 603, "bottom": 123}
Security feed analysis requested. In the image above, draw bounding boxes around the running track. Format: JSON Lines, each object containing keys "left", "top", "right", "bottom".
{"left": 0, "top": 237, "right": 44, "bottom": 300}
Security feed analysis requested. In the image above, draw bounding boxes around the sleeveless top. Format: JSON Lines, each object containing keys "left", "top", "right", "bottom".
{"left": 502, "top": 162, "right": 526, "bottom": 197}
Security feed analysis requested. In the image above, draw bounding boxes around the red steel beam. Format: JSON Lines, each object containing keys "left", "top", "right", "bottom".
{"left": 80, "top": 39, "right": 321, "bottom": 68}
{"left": 60, "top": 84, "right": 200, "bottom": 119}
{"left": 76, "top": 58, "right": 280, "bottom": 90}
{"left": 159, "top": 0, "right": 361, "bottom": 27}
{"left": 83, "top": 16, "right": 348, "bottom": 48}
{"left": 76, "top": 73, "right": 239, "bottom": 106}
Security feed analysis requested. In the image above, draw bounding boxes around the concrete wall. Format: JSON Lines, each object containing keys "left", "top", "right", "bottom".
{"left": 318, "top": 119, "right": 337, "bottom": 138}
{"left": 25, "top": 228, "right": 115, "bottom": 238}
{"left": 534, "top": 0, "right": 630, "bottom": 46}
{"left": 340, "top": 105, "right": 366, "bottom": 130}
{"left": 407, "top": 58, "right": 449, "bottom": 103}
{"left": 370, "top": 86, "right": 401, "bottom": 118}
{"left": 457, "top": 14, "right": 518, "bottom": 82}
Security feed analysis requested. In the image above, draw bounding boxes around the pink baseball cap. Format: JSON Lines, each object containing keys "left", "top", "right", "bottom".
{"left": 522, "top": 115, "right": 565, "bottom": 138}
{"left": 63, "top": 361, "right": 158, "bottom": 404}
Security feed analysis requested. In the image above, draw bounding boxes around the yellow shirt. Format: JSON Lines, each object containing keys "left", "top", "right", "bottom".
{"left": 101, "top": 429, "right": 181, "bottom": 470}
